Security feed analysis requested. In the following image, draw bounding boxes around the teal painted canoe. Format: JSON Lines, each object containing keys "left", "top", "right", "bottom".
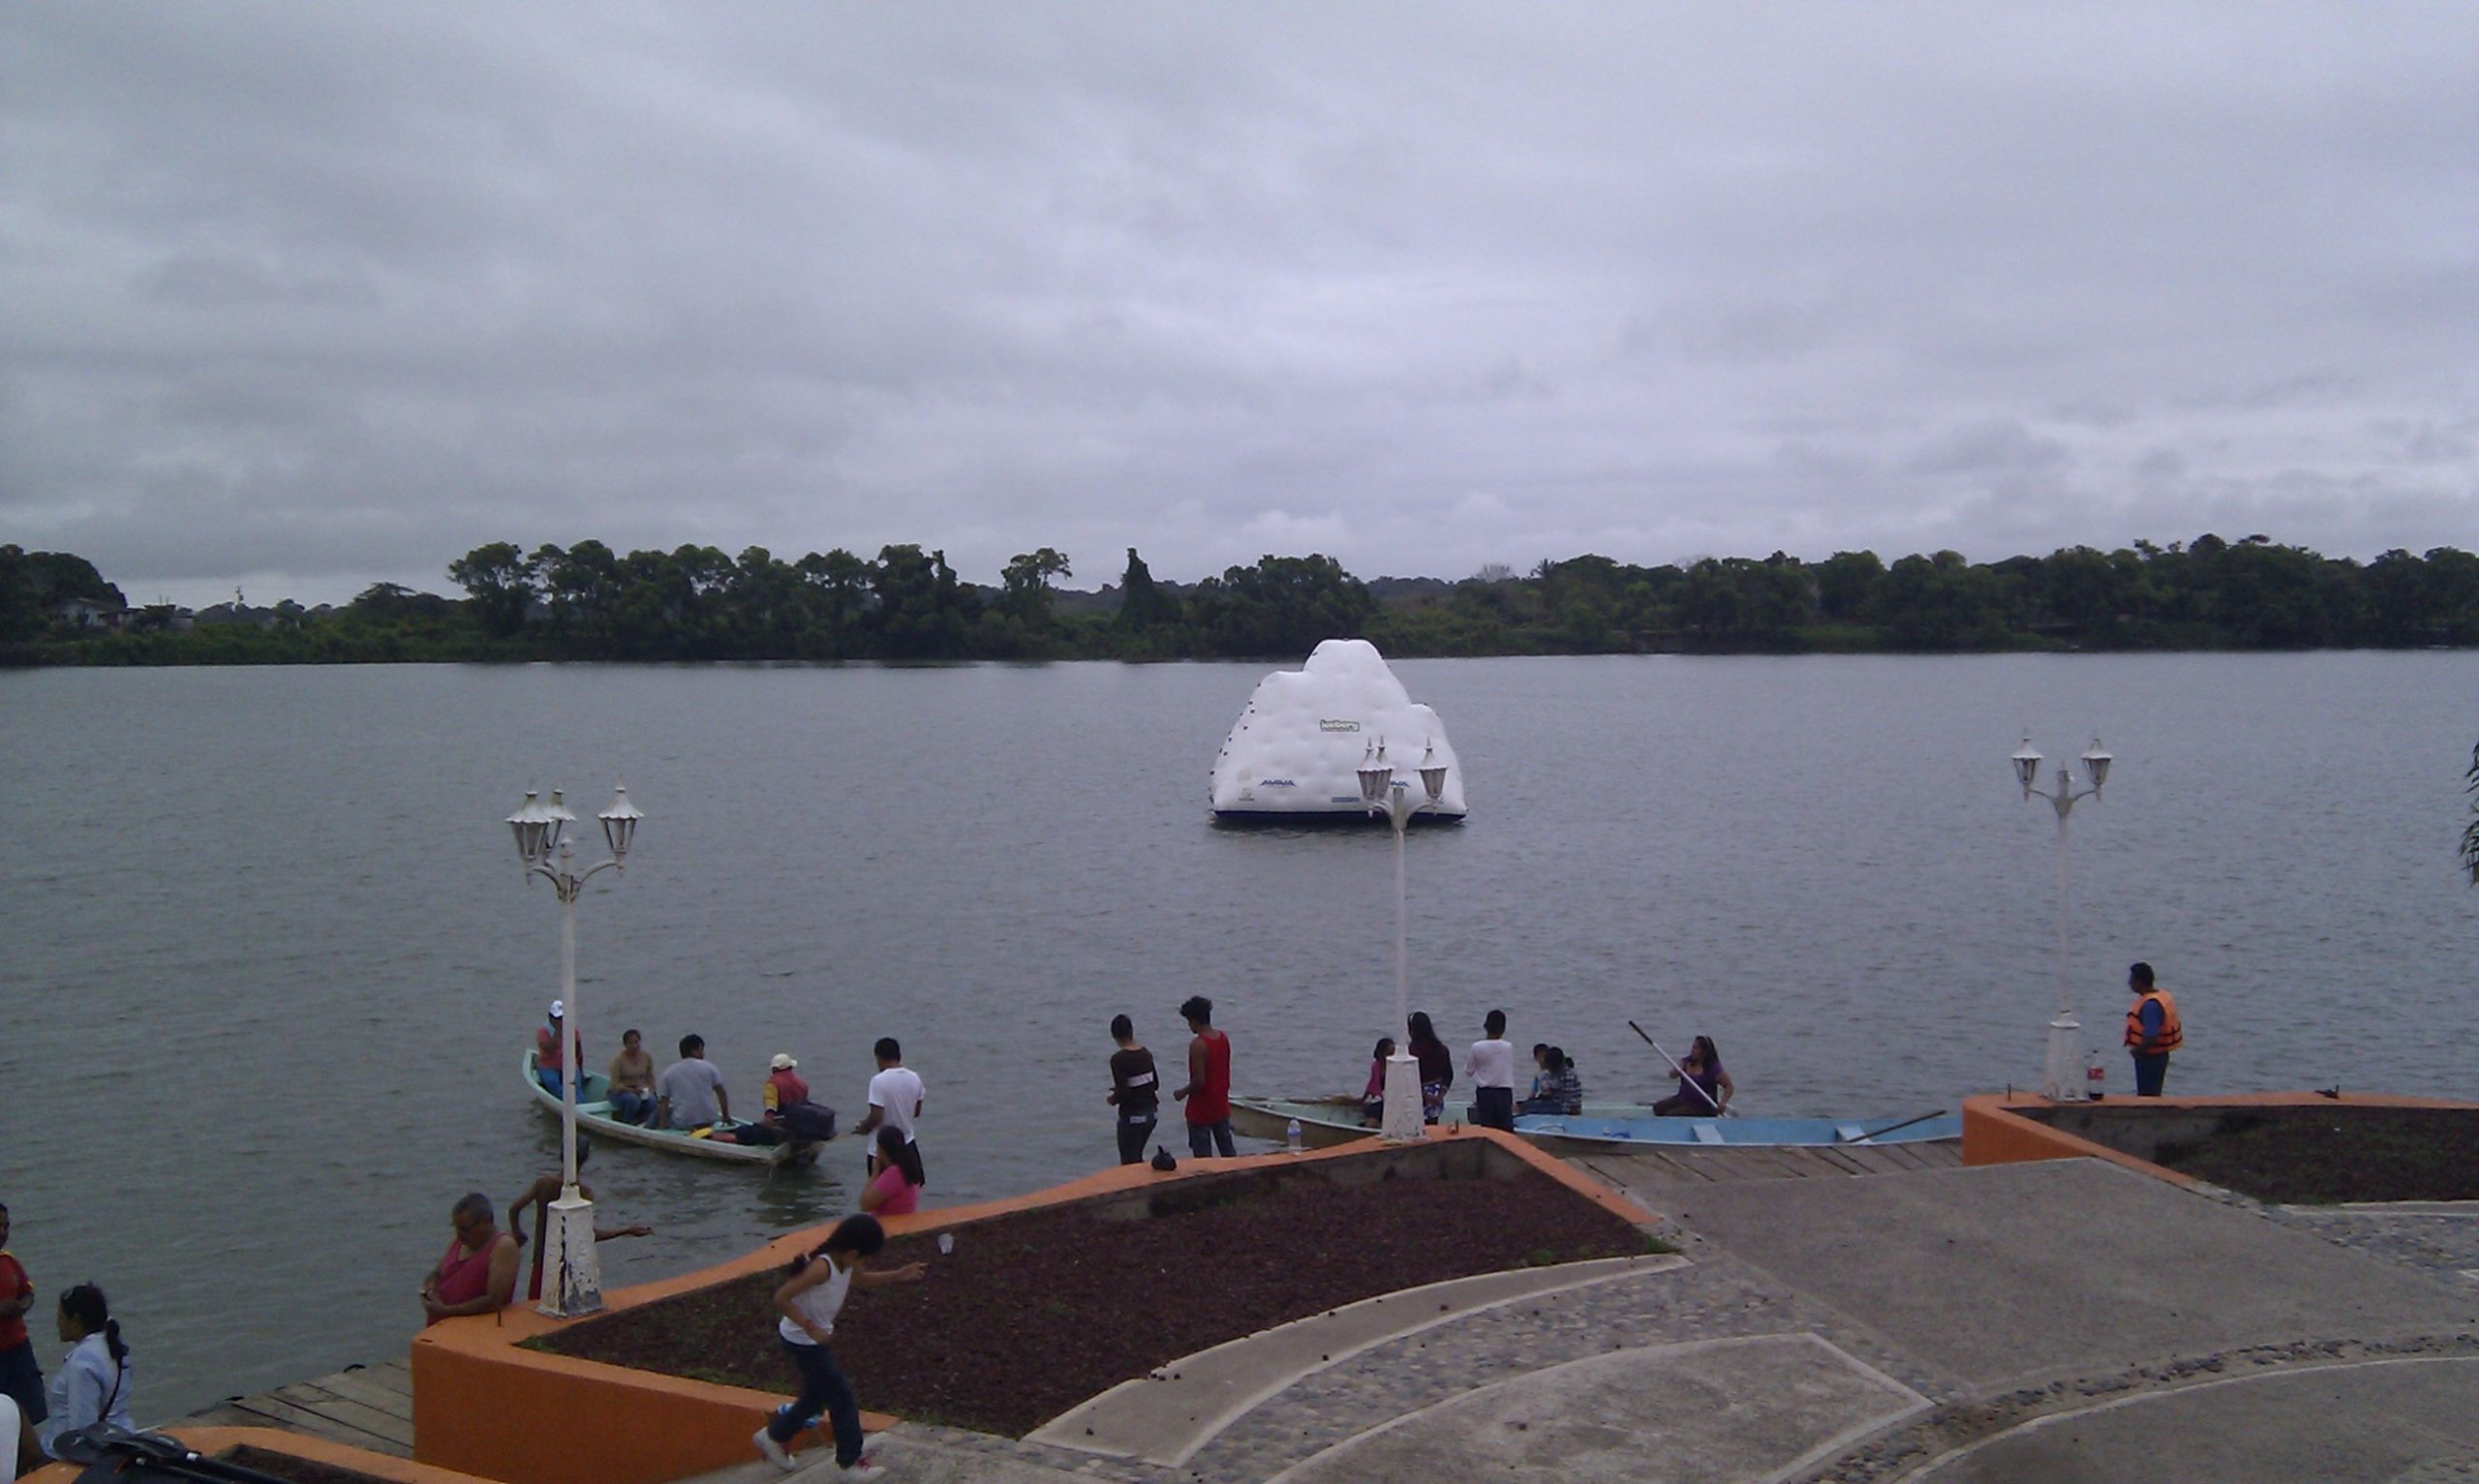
{"left": 522, "top": 1051, "right": 818, "bottom": 1166}
{"left": 1230, "top": 1096, "right": 1958, "bottom": 1155}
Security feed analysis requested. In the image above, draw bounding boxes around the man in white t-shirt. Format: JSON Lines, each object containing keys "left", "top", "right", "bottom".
{"left": 853, "top": 1037, "right": 926, "bottom": 1188}
{"left": 1466, "top": 1009, "right": 1517, "bottom": 1132}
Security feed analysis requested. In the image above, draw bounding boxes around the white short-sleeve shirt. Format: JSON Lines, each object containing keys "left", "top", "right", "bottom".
{"left": 868, "top": 1065, "right": 925, "bottom": 1144}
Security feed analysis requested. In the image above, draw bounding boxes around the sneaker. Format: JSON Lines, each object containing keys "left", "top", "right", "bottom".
{"left": 837, "top": 1458, "right": 886, "bottom": 1481}
{"left": 751, "top": 1427, "right": 798, "bottom": 1473}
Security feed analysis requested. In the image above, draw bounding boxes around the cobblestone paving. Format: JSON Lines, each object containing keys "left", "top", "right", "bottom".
{"left": 876, "top": 1182, "right": 2479, "bottom": 1484}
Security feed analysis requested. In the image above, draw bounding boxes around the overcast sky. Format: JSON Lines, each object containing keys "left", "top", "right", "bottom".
{"left": 5, "top": 5, "right": 2476, "bottom": 606}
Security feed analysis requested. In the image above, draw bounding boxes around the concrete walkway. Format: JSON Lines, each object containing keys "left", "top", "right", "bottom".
{"left": 684, "top": 1154, "right": 2479, "bottom": 1484}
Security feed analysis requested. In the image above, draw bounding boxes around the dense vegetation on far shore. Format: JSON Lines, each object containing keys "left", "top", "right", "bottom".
{"left": 9, "top": 533, "right": 2479, "bottom": 668}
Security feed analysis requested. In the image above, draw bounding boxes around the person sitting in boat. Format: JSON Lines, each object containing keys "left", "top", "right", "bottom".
{"left": 858, "top": 1128, "right": 921, "bottom": 1217}
{"left": 607, "top": 1028, "right": 657, "bottom": 1126}
{"left": 506, "top": 1138, "right": 652, "bottom": 1302}
{"left": 1360, "top": 1037, "right": 1395, "bottom": 1125}
{"left": 1406, "top": 1012, "right": 1453, "bottom": 1125}
{"left": 1552, "top": 1046, "right": 1585, "bottom": 1114}
{"left": 656, "top": 1034, "right": 732, "bottom": 1131}
{"left": 1653, "top": 1035, "right": 1732, "bottom": 1116}
{"left": 1519, "top": 1045, "right": 1582, "bottom": 1116}
{"left": 534, "top": 999, "right": 567, "bottom": 1097}
{"left": 715, "top": 1052, "right": 810, "bottom": 1145}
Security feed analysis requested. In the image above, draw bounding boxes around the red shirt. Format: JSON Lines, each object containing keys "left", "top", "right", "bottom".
{"left": 1186, "top": 1029, "right": 1232, "bottom": 1125}
{"left": 536, "top": 1024, "right": 565, "bottom": 1072}
{"left": 762, "top": 1069, "right": 810, "bottom": 1122}
{"left": 0, "top": 1251, "right": 29, "bottom": 1349}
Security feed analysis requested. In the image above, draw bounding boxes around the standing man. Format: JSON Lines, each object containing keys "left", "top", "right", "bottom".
{"left": 853, "top": 1038, "right": 926, "bottom": 1188}
{"left": 0, "top": 1202, "right": 46, "bottom": 1464}
{"left": 1105, "top": 1015, "right": 1160, "bottom": 1166}
{"left": 657, "top": 1034, "right": 732, "bottom": 1131}
{"left": 2126, "top": 962, "right": 2182, "bottom": 1097}
{"left": 1466, "top": 1010, "right": 1517, "bottom": 1132}
{"left": 1173, "top": 995, "right": 1235, "bottom": 1158}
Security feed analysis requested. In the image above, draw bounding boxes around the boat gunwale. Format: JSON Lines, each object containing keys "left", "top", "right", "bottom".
{"left": 520, "top": 1051, "right": 790, "bottom": 1166}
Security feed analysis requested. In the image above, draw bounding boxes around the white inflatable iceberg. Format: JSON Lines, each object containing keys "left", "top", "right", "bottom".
{"left": 1209, "top": 639, "right": 1468, "bottom": 821}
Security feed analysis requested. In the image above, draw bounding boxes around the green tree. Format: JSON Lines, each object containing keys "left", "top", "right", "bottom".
{"left": 1117, "top": 547, "right": 1180, "bottom": 630}
{"left": 446, "top": 542, "right": 536, "bottom": 637}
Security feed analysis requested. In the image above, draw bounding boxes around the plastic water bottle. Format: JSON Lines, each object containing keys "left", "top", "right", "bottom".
{"left": 1286, "top": 1117, "right": 1303, "bottom": 1153}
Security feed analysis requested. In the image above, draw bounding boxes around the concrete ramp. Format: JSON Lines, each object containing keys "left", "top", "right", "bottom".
{"left": 1268, "top": 1334, "right": 1927, "bottom": 1484}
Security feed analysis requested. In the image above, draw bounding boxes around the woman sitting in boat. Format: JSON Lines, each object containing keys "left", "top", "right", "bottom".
{"left": 607, "top": 1028, "right": 657, "bottom": 1126}
{"left": 858, "top": 1127, "right": 921, "bottom": 1217}
{"left": 1518, "top": 1046, "right": 1584, "bottom": 1116}
{"left": 1406, "top": 1013, "right": 1454, "bottom": 1125}
{"left": 1360, "top": 1037, "right": 1394, "bottom": 1124}
{"left": 1653, "top": 1035, "right": 1732, "bottom": 1116}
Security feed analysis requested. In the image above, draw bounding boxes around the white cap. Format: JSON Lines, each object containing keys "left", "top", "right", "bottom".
{"left": 548, "top": 999, "right": 565, "bottom": 1018}
{"left": 770, "top": 1053, "right": 798, "bottom": 1071}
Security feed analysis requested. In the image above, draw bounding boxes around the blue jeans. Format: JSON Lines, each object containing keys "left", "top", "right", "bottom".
{"left": 1187, "top": 1119, "right": 1235, "bottom": 1158}
{"left": 2132, "top": 1052, "right": 2169, "bottom": 1097}
{"left": 768, "top": 1338, "right": 862, "bottom": 1468}
{"left": 536, "top": 1068, "right": 564, "bottom": 1098}
{"left": 609, "top": 1090, "right": 655, "bottom": 1125}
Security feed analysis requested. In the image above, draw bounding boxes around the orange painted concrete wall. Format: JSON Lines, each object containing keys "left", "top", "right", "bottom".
{"left": 1963, "top": 1090, "right": 2474, "bottom": 1184}
{"left": 412, "top": 1127, "right": 1650, "bottom": 1484}
{"left": 22, "top": 1425, "right": 492, "bottom": 1483}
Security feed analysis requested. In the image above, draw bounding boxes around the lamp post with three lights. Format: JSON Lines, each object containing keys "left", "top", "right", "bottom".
{"left": 1357, "top": 739, "right": 1449, "bottom": 1141}
{"left": 505, "top": 785, "right": 644, "bottom": 1317}
{"left": 2010, "top": 738, "right": 2113, "bottom": 1102}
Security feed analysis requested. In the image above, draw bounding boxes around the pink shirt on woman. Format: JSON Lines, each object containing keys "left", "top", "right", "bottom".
{"left": 865, "top": 1164, "right": 919, "bottom": 1216}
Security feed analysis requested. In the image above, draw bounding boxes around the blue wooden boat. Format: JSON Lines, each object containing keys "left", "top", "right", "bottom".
{"left": 522, "top": 1051, "right": 818, "bottom": 1166}
{"left": 1230, "top": 1096, "right": 1959, "bottom": 1156}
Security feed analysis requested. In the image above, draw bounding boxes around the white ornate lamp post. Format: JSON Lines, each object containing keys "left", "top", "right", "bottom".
{"left": 1358, "top": 739, "right": 1448, "bottom": 1142}
{"left": 506, "top": 784, "right": 644, "bottom": 1317}
{"left": 2012, "top": 737, "right": 2113, "bottom": 1101}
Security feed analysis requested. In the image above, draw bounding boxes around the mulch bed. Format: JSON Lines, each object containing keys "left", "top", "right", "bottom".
{"left": 532, "top": 1156, "right": 1653, "bottom": 1437}
{"left": 2146, "top": 1105, "right": 2479, "bottom": 1203}
{"left": 213, "top": 1445, "right": 394, "bottom": 1484}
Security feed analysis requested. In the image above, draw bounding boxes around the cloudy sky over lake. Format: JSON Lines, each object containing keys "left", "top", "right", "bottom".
{"left": 5, "top": 4, "right": 2475, "bottom": 605}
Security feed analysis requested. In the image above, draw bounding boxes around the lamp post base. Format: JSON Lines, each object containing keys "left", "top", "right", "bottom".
{"left": 2041, "top": 1014, "right": 2086, "bottom": 1103}
{"left": 538, "top": 1192, "right": 605, "bottom": 1318}
{"left": 1381, "top": 1054, "right": 1424, "bottom": 1142}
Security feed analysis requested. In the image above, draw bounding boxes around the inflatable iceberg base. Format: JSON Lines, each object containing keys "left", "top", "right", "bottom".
{"left": 1209, "top": 639, "right": 1469, "bottom": 822}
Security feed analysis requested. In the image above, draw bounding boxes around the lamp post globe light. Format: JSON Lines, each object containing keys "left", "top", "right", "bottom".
{"left": 506, "top": 784, "right": 644, "bottom": 1317}
{"left": 1358, "top": 739, "right": 1449, "bottom": 1143}
{"left": 2011, "top": 737, "right": 2113, "bottom": 1102}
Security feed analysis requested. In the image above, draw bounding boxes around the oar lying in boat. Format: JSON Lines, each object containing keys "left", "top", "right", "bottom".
{"left": 1840, "top": 1108, "right": 1948, "bottom": 1143}
{"left": 1626, "top": 1018, "right": 1724, "bottom": 1114}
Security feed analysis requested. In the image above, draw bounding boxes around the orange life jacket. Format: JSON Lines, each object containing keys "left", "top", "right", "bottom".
{"left": 2125, "top": 988, "right": 2183, "bottom": 1052}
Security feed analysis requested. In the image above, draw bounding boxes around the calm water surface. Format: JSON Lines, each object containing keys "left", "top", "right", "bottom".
{"left": 4, "top": 652, "right": 2474, "bottom": 1416}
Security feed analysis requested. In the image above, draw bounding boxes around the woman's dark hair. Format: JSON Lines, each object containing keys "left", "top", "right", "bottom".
{"left": 59, "top": 1283, "right": 129, "bottom": 1371}
{"left": 1109, "top": 1014, "right": 1133, "bottom": 1041}
{"left": 1693, "top": 1035, "right": 1721, "bottom": 1069}
{"left": 877, "top": 1135, "right": 927, "bottom": 1189}
{"left": 1371, "top": 1037, "right": 1394, "bottom": 1060}
{"left": 1407, "top": 1012, "right": 1441, "bottom": 1049}
{"left": 1544, "top": 1046, "right": 1568, "bottom": 1074}
{"left": 789, "top": 1214, "right": 887, "bottom": 1275}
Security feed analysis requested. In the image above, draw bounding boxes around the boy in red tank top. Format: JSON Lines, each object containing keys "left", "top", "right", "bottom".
{"left": 1174, "top": 994, "right": 1236, "bottom": 1158}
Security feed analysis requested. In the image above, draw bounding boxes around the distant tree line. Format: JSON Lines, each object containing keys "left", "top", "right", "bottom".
{"left": 11, "top": 533, "right": 2479, "bottom": 667}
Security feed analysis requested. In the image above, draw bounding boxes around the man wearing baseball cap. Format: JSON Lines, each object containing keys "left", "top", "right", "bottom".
{"left": 534, "top": 1000, "right": 567, "bottom": 1097}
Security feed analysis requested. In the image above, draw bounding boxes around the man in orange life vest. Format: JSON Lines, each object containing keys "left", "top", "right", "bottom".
{"left": 2126, "top": 961, "right": 2182, "bottom": 1097}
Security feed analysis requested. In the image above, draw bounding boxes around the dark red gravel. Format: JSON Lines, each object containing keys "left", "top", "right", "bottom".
{"left": 2143, "top": 1105, "right": 2479, "bottom": 1203}
{"left": 532, "top": 1153, "right": 1652, "bottom": 1437}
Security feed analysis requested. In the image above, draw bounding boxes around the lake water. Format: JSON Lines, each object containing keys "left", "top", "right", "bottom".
{"left": 4, "top": 651, "right": 2475, "bottom": 1417}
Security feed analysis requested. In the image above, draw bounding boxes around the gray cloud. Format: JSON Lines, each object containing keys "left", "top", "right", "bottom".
{"left": 5, "top": 3, "right": 2477, "bottom": 606}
